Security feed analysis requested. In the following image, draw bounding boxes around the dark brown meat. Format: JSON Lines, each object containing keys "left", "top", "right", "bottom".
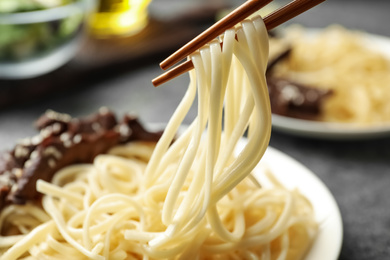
{"left": 267, "top": 77, "right": 332, "bottom": 120}
{"left": 0, "top": 108, "right": 162, "bottom": 209}
{"left": 266, "top": 47, "right": 332, "bottom": 120}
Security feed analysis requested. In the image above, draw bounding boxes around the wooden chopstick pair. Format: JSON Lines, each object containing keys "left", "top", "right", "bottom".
{"left": 152, "top": 0, "right": 327, "bottom": 87}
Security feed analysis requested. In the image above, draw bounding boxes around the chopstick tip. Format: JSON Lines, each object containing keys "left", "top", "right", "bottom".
{"left": 152, "top": 77, "right": 162, "bottom": 87}
{"left": 159, "top": 61, "right": 169, "bottom": 71}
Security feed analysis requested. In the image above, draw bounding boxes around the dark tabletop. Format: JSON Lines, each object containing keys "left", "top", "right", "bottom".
{"left": 0, "top": 0, "right": 389, "bottom": 259}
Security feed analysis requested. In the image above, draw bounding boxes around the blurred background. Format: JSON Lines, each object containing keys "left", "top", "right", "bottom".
{"left": 1, "top": 0, "right": 389, "bottom": 138}
{"left": 0, "top": 0, "right": 389, "bottom": 259}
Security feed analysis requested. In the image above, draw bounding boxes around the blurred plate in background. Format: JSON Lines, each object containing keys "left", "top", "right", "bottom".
{"left": 271, "top": 30, "right": 390, "bottom": 139}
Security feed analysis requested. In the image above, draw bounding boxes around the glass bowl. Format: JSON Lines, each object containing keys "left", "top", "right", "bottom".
{"left": 0, "top": 0, "right": 92, "bottom": 79}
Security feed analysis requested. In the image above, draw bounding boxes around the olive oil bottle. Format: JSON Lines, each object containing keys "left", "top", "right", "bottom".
{"left": 90, "top": 0, "right": 151, "bottom": 37}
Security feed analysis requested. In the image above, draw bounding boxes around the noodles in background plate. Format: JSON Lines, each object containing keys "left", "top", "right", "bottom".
{"left": 0, "top": 16, "right": 317, "bottom": 259}
{"left": 271, "top": 25, "right": 390, "bottom": 124}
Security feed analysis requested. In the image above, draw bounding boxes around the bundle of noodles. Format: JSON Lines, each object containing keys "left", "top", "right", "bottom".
{"left": 0, "top": 16, "right": 317, "bottom": 260}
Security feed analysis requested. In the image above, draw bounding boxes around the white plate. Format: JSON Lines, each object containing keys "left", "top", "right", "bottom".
{"left": 255, "top": 145, "right": 343, "bottom": 260}
{"left": 271, "top": 31, "right": 390, "bottom": 139}
{"left": 272, "top": 114, "right": 390, "bottom": 139}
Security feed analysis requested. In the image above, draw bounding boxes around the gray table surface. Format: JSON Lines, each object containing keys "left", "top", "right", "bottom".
{"left": 0, "top": 0, "right": 389, "bottom": 259}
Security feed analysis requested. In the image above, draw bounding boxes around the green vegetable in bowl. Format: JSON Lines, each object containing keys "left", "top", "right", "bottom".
{"left": 0, "top": 0, "right": 84, "bottom": 62}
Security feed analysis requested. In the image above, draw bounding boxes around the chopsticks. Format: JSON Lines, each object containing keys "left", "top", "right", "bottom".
{"left": 159, "top": 0, "right": 273, "bottom": 71}
{"left": 152, "top": 0, "right": 327, "bottom": 87}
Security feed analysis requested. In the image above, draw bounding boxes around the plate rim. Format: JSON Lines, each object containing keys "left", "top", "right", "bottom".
{"left": 258, "top": 146, "right": 343, "bottom": 260}
{"left": 272, "top": 114, "right": 390, "bottom": 139}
